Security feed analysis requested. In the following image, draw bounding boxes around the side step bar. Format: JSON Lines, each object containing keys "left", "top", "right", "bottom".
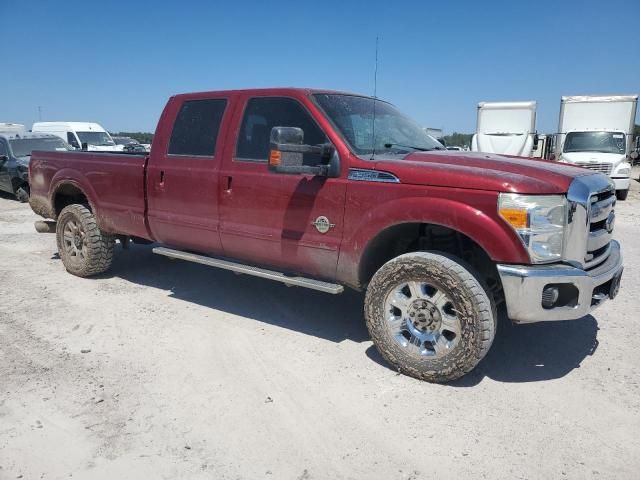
{"left": 153, "top": 247, "right": 344, "bottom": 294}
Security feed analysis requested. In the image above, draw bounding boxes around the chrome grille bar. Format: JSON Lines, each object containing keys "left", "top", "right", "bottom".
{"left": 590, "top": 194, "right": 616, "bottom": 223}
{"left": 574, "top": 162, "right": 613, "bottom": 175}
{"left": 565, "top": 175, "right": 615, "bottom": 270}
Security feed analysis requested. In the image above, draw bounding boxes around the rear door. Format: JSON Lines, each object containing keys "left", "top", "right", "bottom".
{"left": 218, "top": 94, "right": 347, "bottom": 280}
{"left": 146, "top": 95, "right": 231, "bottom": 253}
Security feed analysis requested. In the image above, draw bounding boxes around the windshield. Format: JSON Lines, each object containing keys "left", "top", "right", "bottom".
{"left": 9, "top": 137, "right": 72, "bottom": 157}
{"left": 563, "top": 131, "right": 626, "bottom": 154}
{"left": 76, "top": 131, "right": 115, "bottom": 146}
{"left": 313, "top": 94, "right": 443, "bottom": 156}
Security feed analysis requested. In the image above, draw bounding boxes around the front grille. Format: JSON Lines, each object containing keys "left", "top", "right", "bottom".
{"left": 575, "top": 162, "right": 612, "bottom": 175}
{"left": 584, "top": 189, "right": 616, "bottom": 269}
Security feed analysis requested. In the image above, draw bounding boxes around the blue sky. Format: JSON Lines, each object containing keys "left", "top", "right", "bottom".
{"left": 2, "top": 0, "right": 638, "bottom": 134}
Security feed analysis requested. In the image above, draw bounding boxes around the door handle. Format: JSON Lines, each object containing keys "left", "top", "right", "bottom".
{"left": 159, "top": 170, "right": 165, "bottom": 185}
{"left": 224, "top": 176, "right": 232, "bottom": 193}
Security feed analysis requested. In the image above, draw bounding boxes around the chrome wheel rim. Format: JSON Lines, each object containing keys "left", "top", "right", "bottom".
{"left": 383, "top": 281, "right": 461, "bottom": 358}
{"left": 62, "top": 219, "right": 87, "bottom": 261}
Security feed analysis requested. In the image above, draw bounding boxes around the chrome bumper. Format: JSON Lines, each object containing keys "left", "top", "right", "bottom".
{"left": 497, "top": 240, "right": 623, "bottom": 324}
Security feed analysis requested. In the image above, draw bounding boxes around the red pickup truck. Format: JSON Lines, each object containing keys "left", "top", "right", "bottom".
{"left": 28, "top": 88, "right": 623, "bottom": 382}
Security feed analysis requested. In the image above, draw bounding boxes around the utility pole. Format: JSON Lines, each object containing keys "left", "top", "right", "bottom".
{"left": 38, "top": 106, "right": 43, "bottom": 121}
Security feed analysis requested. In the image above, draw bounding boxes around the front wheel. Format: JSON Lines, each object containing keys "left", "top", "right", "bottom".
{"left": 56, "top": 204, "right": 115, "bottom": 277}
{"left": 616, "top": 189, "right": 628, "bottom": 201}
{"left": 365, "top": 252, "right": 496, "bottom": 383}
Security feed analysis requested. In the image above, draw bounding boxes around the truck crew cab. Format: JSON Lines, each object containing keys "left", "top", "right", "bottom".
{"left": 28, "top": 88, "right": 624, "bottom": 382}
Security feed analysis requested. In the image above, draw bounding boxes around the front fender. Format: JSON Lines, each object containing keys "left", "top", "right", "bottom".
{"left": 337, "top": 193, "right": 530, "bottom": 287}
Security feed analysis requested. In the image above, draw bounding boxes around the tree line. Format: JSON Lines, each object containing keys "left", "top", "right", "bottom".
{"left": 443, "top": 125, "right": 640, "bottom": 147}
{"left": 442, "top": 132, "right": 473, "bottom": 147}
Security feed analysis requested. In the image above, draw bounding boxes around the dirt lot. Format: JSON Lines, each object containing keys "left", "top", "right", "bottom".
{"left": 1, "top": 169, "right": 640, "bottom": 480}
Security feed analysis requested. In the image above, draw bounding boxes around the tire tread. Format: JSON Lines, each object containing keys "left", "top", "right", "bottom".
{"left": 56, "top": 204, "right": 115, "bottom": 277}
{"left": 364, "top": 251, "right": 496, "bottom": 383}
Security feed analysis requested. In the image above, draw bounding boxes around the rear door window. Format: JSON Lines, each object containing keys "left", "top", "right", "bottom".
{"left": 236, "top": 97, "right": 327, "bottom": 164}
{"left": 168, "top": 99, "right": 227, "bottom": 157}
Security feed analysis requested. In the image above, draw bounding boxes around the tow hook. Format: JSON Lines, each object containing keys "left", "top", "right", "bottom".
{"left": 34, "top": 220, "right": 57, "bottom": 233}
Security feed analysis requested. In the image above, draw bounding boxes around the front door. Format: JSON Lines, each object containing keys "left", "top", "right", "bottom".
{"left": 218, "top": 95, "right": 347, "bottom": 280}
{"left": 146, "top": 96, "right": 230, "bottom": 253}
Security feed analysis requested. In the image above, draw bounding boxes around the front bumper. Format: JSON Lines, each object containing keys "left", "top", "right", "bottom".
{"left": 497, "top": 240, "right": 623, "bottom": 323}
{"left": 612, "top": 177, "right": 630, "bottom": 191}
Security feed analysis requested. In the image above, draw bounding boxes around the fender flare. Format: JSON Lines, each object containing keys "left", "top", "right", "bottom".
{"left": 337, "top": 196, "right": 529, "bottom": 287}
{"left": 49, "top": 168, "right": 99, "bottom": 220}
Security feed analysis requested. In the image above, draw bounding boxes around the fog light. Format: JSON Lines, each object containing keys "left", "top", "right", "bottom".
{"left": 542, "top": 286, "right": 560, "bottom": 309}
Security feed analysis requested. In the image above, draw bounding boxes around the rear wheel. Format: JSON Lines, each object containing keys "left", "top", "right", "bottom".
{"left": 364, "top": 252, "right": 496, "bottom": 383}
{"left": 616, "top": 189, "right": 628, "bottom": 201}
{"left": 56, "top": 204, "right": 115, "bottom": 277}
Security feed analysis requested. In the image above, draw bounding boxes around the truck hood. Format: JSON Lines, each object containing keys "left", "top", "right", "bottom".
{"left": 87, "top": 144, "right": 124, "bottom": 152}
{"left": 15, "top": 156, "right": 31, "bottom": 166}
{"left": 373, "top": 151, "right": 594, "bottom": 194}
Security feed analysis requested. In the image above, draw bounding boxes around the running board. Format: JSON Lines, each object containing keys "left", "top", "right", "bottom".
{"left": 152, "top": 247, "right": 344, "bottom": 294}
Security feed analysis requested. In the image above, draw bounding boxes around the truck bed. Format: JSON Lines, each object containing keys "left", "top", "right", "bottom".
{"left": 29, "top": 150, "right": 149, "bottom": 238}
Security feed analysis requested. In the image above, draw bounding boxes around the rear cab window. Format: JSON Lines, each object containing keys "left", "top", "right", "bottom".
{"left": 235, "top": 97, "right": 328, "bottom": 165}
{"left": 168, "top": 99, "right": 227, "bottom": 158}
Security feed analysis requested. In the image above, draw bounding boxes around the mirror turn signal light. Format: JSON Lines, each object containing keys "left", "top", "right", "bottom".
{"left": 269, "top": 150, "right": 281, "bottom": 166}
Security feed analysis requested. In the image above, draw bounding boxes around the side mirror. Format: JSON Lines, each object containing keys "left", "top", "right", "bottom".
{"left": 0, "top": 154, "right": 8, "bottom": 165}
{"left": 268, "top": 126, "right": 338, "bottom": 177}
{"left": 630, "top": 150, "right": 639, "bottom": 160}
{"left": 532, "top": 133, "right": 539, "bottom": 149}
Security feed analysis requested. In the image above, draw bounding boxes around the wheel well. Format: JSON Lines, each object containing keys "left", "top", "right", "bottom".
{"left": 53, "top": 184, "right": 89, "bottom": 217}
{"left": 11, "top": 177, "right": 29, "bottom": 193}
{"left": 358, "top": 223, "right": 503, "bottom": 302}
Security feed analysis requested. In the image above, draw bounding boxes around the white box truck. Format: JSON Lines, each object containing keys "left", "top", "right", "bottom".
{"left": 31, "top": 122, "right": 123, "bottom": 152}
{"left": 555, "top": 95, "right": 638, "bottom": 200}
{"left": 471, "top": 101, "right": 538, "bottom": 156}
{"left": 0, "top": 123, "right": 26, "bottom": 135}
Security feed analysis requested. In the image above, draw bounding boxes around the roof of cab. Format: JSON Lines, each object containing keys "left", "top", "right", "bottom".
{"left": 170, "top": 87, "right": 368, "bottom": 99}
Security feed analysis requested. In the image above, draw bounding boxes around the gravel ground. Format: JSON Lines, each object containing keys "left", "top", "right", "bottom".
{"left": 1, "top": 169, "right": 640, "bottom": 480}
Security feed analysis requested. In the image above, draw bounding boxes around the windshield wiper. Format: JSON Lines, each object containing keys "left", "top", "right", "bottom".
{"left": 384, "top": 143, "right": 442, "bottom": 151}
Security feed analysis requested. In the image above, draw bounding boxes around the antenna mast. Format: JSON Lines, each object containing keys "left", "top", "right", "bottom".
{"left": 370, "top": 36, "right": 379, "bottom": 160}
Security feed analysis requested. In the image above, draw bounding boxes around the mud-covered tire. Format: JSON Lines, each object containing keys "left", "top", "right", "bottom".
{"left": 364, "top": 252, "right": 496, "bottom": 383}
{"left": 616, "top": 189, "right": 628, "bottom": 201}
{"left": 56, "top": 204, "right": 115, "bottom": 277}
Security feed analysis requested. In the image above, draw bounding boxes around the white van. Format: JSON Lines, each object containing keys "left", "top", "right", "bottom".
{"left": 31, "top": 122, "right": 123, "bottom": 152}
{"left": 471, "top": 101, "right": 538, "bottom": 156}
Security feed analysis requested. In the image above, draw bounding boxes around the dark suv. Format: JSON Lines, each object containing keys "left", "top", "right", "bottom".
{"left": 0, "top": 133, "right": 72, "bottom": 201}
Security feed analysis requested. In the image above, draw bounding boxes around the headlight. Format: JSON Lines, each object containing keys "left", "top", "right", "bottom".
{"left": 498, "top": 194, "right": 566, "bottom": 263}
{"left": 617, "top": 167, "right": 631, "bottom": 176}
